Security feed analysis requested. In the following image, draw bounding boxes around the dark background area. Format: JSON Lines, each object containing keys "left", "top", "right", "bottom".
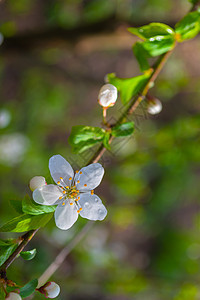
{"left": 0, "top": 0, "right": 200, "bottom": 299}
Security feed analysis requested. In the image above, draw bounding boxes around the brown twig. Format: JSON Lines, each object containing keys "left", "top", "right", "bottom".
{"left": 0, "top": 229, "right": 39, "bottom": 276}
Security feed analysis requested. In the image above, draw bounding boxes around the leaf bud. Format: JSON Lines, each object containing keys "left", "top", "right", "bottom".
{"left": 29, "top": 176, "right": 46, "bottom": 191}
{"left": 98, "top": 84, "right": 118, "bottom": 108}
{"left": 6, "top": 292, "right": 22, "bottom": 300}
{"left": 147, "top": 97, "right": 162, "bottom": 115}
{"left": 37, "top": 282, "right": 60, "bottom": 298}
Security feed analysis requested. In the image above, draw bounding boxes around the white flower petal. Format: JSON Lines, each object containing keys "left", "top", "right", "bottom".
{"left": 79, "top": 193, "right": 107, "bottom": 221}
{"left": 49, "top": 155, "right": 74, "bottom": 187}
{"left": 33, "top": 184, "right": 63, "bottom": 206}
{"left": 55, "top": 201, "right": 78, "bottom": 230}
{"left": 75, "top": 163, "right": 104, "bottom": 192}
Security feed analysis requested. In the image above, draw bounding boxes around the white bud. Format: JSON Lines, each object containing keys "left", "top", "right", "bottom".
{"left": 38, "top": 282, "right": 60, "bottom": 298}
{"left": 98, "top": 84, "right": 117, "bottom": 108}
{"left": 6, "top": 292, "right": 22, "bottom": 300}
{"left": 147, "top": 98, "right": 162, "bottom": 115}
{"left": 29, "top": 176, "right": 46, "bottom": 191}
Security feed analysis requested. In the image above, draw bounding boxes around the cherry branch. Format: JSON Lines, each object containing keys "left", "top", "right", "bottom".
{"left": 38, "top": 37, "right": 177, "bottom": 286}
{"left": 1, "top": 0, "right": 200, "bottom": 283}
{"left": 0, "top": 229, "right": 39, "bottom": 278}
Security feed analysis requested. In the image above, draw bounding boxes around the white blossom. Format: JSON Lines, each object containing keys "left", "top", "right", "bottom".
{"left": 40, "top": 282, "right": 60, "bottom": 298}
{"left": 29, "top": 176, "right": 46, "bottom": 191}
{"left": 33, "top": 155, "right": 107, "bottom": 230}
{"left": 98, "top": 84, "right": 118, "bottom": 108}
{"left": 6, "top": 292, "right": 22, "bottom": 300}
{"left": 147, "top": 98, "right": 162, "bottom": 115}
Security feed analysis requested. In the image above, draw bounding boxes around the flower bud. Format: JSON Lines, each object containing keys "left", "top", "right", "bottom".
{"left": 6, "top": 292, "right": 22, "bottom": 300}
{"left": 98, "top": 84, "right": 117, "bottom": 108}
{"left": 29, "top": 176, "right": 46, "bottom": 191}
{"left": 147, "top": 98, "right": 162, "bottom": 115}
{"left": 38, "top": 282, "right": 60, "bottom": 298}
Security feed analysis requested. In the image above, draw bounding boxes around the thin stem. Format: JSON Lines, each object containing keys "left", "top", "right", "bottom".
{"left": 103, "top": 108, "right": 107, "bottom": 124}
{"left": 38, "top": 222, "right": 93, "bottom": 287}
{"left": 128, "top": 48, "right": 174, "bottom": 116}
{"left": 102, "top": 107, "right": 111, "bottom": 127}
{"left": 0, "top": 229, "right": 39, "bottom": 275}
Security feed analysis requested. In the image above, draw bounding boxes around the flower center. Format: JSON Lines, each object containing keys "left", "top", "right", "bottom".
{"left": 57, "top": 177, "right": 82, "bottom": 213}
{"left": 66, "top": 186, "right": 79, "bottom": 199}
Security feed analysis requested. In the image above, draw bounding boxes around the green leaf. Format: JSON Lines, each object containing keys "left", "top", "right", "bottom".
{"left": 107, "top": 73, "right": 150, "bottom": 104}
{"left": 22, "top": 194, "right": 56, "bottom": 215}
{"left": 0, "top": 244, "right": 18, "bottom": 266}
{"left": 103, "top": 132, "right": 111, "bottom": 150}
{"left": 142, "top": 35, "right": 175, "bottom": 56}
{"left": 128, "top": 23, "right": 174, "bottom": 40}
{"left": 69, "top": 125, "right": 105, "bottom": 153}
{"left": 0, "top": 239, "right": 16, "bottom": 246}
{"left": 20, "top": 248, "right": 36, "bottom": 260}
{"left": 112, "top": 122, "right": 135, "bottom": 137}
{"left": 133, "top": 42, "right": 150, "bottom": 71}
{"left": 175, "top": 11, "right": 200, "bottom": 41}
{"left": 9, "top": 199, "right": 23, "bottom": 214}
{"left": 0, "top": 213, "right": 53, "bottom": 232}
{"left": 19, "top": 279, "right": 38, "bottom": 298}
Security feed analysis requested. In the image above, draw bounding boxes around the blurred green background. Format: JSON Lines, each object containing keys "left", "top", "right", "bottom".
{"left": 0, "top": 0, "right": 200, "bottom": 299}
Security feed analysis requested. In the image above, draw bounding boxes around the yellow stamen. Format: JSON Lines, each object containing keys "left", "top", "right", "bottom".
{"left": 78, "top": 196, "right": 80, "bottom": 200}
{"left": 84, "top": 184, "right": 87, "bottom": 187}
{"left": 76, "top": 170, "right": 79, "bottom": 173}
{"left": 57, "top": 181, "right": 61, "bottom": 185}
{"left": 63, "top": 190, "right": 66, "bottom": 194}
{"left": 69, "top": 177, "right": 72, "bottom": 180}
{"left": 70, "top": 203, "right": 73, "bottom": 206}
{"left": 60, "top": 177, "right": 63, "bottom": 180}
{"left": 59, "top": 196, "right": 63, "bottom": 200}
{"left": 77, "top": 210, "right": 80, "bottom": 213}
{"left": 80, "top": 172, "right": 82, "bottom": 174}
{"left": 62, "top": 202, "right": 65, "bottom": 206}
{"left": 66, "top": 186, "right": 69, "bottom": 189}
{"left": 91, "top": 190, "right": 94, "bottom": 195}
{"left": 77, "top": 180, "right": 80, "bottom": 183}
{"left": 79, "top": 208, "right": 82, "bottom": 211}
{"left": 77, "top": 190, "right": 79, "bottom": 193}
